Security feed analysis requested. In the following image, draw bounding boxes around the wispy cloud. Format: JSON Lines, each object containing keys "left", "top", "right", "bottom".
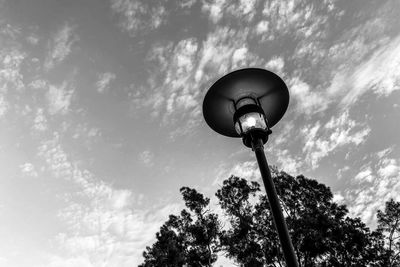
{"left": 328, "top": 35, "right": 400, "bottom": 107}
{"left": 46, "top": 82, "right": 74, "bottom": 115}
{"left": 19, "top": 162, "right": 38, "bottom": 177}
{"left": 38, "top": 133, "right": 181, "bottom": 266}
{"left": 213, "top": 161, "right": 259, "bottom": 186}
{"left": 202, "top": 0, "right": 259, "bottom": 23}
{"left": 347, "top": 154, "right": 400, "bottom": 228}
{"left": 111, "top": 0, "right": 167, "bottom": 36}
{"left": 0, "top": 48, "right": 26, "bottom": 93}
{"left": 139, "top": 150, "right": 154, "bottom": 167}
{"left": 96, "top": 72, "right": 116, "bottom": 93}
{"left": 33, "top": 108, "right": 48, "bottom": 131}
{"left": 0, "top": 95, "right": 8, "bottom": 117}
{"left": 135, "top": 26, "right": 264, "bottom": 136}
{"left": 275, "top": 149, "right": 301, "bottom": 175}
{"left": 302, "top": 111, "right": 370, "bottom": 169}
{"left": 44, "top": 23, "right": 78, "bottom": 71}
{"left": 354, "top": 166, "right": 374, "bottom": 183}
{"left": 289, "top": 77, "right": 329, "bottom": 116}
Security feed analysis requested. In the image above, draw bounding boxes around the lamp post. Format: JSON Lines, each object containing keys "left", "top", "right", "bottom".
{"left": 202, "top": 68, "right": 299, "bottom": 267}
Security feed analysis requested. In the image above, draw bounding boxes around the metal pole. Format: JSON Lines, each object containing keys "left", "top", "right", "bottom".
{"left": 251, "top": 137, "right": 299, "bottom": 267}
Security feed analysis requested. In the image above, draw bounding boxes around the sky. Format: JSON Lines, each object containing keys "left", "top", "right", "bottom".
{"left": 0, "top": 0, "right": 400, "bottom": 266}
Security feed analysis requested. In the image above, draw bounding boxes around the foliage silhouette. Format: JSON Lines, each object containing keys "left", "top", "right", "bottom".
{"left": 377, "top": 199, "right": 400, "bottom": 266}
{"left": 140, "top": 187, "right": 220, "bottom": 267}
{"left": 140, "top": 169, "right": 400, "bottom": 267}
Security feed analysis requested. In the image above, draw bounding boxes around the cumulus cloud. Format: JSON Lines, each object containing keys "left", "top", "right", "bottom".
{"left": 44, "top": 23, "right": 78, "bottom": 71}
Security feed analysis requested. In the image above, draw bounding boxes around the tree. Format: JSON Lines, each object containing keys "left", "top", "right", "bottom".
{"left": 140, "top": 216, "right": 186, "bottom": 267}
{"left": 141, "top": 168, "right": 393, "bottom": 266}
{"left": 216, "top": 171, "right": 381, "bottom": 266}
{"left": 376, "top": 198, "right": 400, "bottom": 266}
{"left": 140, "top": 187, "right": 220, "bottom": 267}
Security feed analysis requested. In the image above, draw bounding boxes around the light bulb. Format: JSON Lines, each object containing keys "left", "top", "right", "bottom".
{"left": 235, "top": 112, "right": 267, "bottom": 135}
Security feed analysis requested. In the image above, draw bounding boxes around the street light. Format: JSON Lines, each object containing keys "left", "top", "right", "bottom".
{"left": 202, "top": 68, "right": 299, "bottom": 267}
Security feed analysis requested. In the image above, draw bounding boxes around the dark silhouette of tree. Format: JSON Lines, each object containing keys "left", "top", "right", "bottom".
{"left": 216, "top": 171, "right": 382, "bottom": 266}
{"left": 376, "top": 199, "right": 400, "bottom": 266}
{"left": 140, "top": 168, "right": 395, "bottom": 266}
{"left": 140, "top": 187, "right": 220, "bottom": 267}
{"left": 140, "top": 217, "right": 186, "bottom": 267}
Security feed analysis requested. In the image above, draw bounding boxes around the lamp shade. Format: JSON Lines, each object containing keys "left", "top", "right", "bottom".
{"left": 203, "top": 68, "right": 289, "bottom": 137}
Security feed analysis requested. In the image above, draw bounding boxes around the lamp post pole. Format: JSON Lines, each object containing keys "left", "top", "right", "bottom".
{"left": 251, "top": 136, "right": 299, "bottom": 267}
{"left": 202, "top": 68, "right": 300, "bottom": 267}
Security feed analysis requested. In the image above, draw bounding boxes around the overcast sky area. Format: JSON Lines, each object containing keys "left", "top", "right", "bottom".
{"left": 1, "top": 0, "right": 400, "bottom": 266}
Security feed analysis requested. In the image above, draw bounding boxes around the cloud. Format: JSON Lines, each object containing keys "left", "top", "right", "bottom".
{"left": 202, "top": 0, "right": 259, "bottom": 23}
{"left": 201, "top": 0, "right": 227, "bottom": 23}
{"left": 194, "top": 27, "right": 259, "bottom": 81}
{"left": 47, "top": 82, "right": 74, "bottom": 115}
{"left": 134, "top": 38, "right": 198, "bottom": 121}
{"left": 110, "top": 0, "right": 167, "bottom": 36}
{"left": 347, "top": 156, "right": 400, "bottom": 228}
{"left": 20, "top": 162, "right": 38, "bottom": 177}
{"left": 38, "top": 133, "right": 73, "bottom": 179}
{"left": 302, "top": 111, "right": 370, "bottom": 168}
{"left": 29, "top": 79, "right": 48, "bottom": 90}
{"left": 44, "top": 23, "right": 78, "bottom": 71}
{"left": 377, "top": 158, "right": 400, "bottom": 180}
{"left": 213, "top": 161, "right": 259, "bottom": 186}
{"left": 262, "top": 0, "right": 338, "bottom": 38}
{"left": 46, "top": 256, "right": 93, "bottom": 267}
{"left": 288, "top": 77, "right": 329, "bottom": 116}
{"left": 0, "top": 94, "right": 8, "bottom": 117}
{"left": 37, "top": 133, "right": 181, "bottom": 266}
{"left": 275, "top": 149, "right": 301, "bottom": 175}
{"left": 133, "top": 26, "right": 265, "bottom": 138}
{"left": 33, "top": 108, "right": 48, "bottom": 131}
{"left": 265, "top": 56, "right": 284, "bottom": 74}
{"left": 354, "top": 166, "right": 374, "bottom": 183}
{"left": 139, "top": 150, "right": 154, "bottom": 167}
{"left": 96, "top": 72, "right": 116, "bottom": 93}
{"left": 332, "top": 193, "right": 344, "bottom": 204}
{"left": 328, "top": 35, "right": 400, "bottom": 107}
{"left": 0, "top": 47, "right": 26, "bottom": 93}
{"left": 26, "top": 34, "right": 40, "bottom": 45}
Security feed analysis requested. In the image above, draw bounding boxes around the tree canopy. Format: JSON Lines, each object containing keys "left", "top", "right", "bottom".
{"left": 140, "top": 169, "right": 400, "bottom": 267}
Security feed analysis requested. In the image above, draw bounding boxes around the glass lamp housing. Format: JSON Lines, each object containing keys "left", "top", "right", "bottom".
{"left": 234, "top": 111, "right": 268, "bottom": 135}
